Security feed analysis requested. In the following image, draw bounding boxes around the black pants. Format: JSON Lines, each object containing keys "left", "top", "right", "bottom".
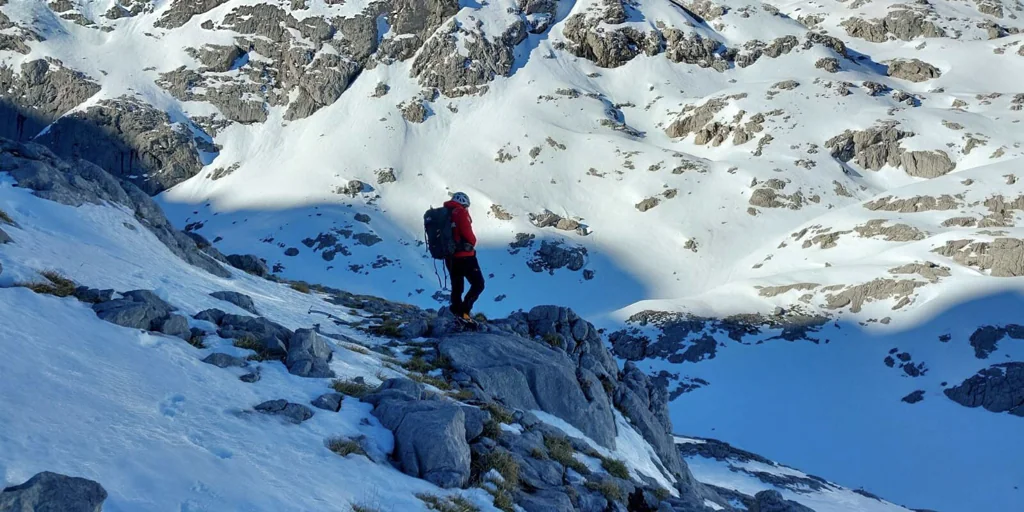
{"left": 446, "top": 255, "right": 485, "bottom": 316}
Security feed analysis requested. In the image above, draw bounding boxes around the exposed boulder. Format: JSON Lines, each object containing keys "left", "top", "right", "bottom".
{"left": 226, "top": 254, "right": 269, "bottom": 277}
{"left": 902, "top": 390, "right": 925, "bottom": 404}
{"left": 193, "top": 44, "right": 244, "bottom": 72}
{"left": 157, "top": 314, "right": 192, "bottom": 340}
{"left": 886, "top": 58, "right": 942, "bottom": 82}
{"left": 364, "top": 379, "right": 472, "bottom": 488}
{"left": 202, "top": 353, "right": 249, "bottom": 368}
{"left": 73, "top": 287, "right": 114, "bottom": 303}
{"left": 439, "top": 331, "right": 618, "bottom": 448}
{"left": 92, "top": 289, "right": 175, "bottom": 331}
{"left": 516, "top": 489, "right": 575, "bottom": 511}
{"left": 899, "top": 150, "right": 955, "bottom": 178}
{"left": 218, "top": 314, "right": 293, "bottom": 355}
{"left": 0, "top": 471, "right": 107, "bottom": 512}
{"left": 255, "top": 399, "right": 315, "bottom": 424}
{"left": 754, "top": 489, "right": 815, "bottom": 512}
{"left": 210, "top": 291, "right": 258, "bottom": 314}
{"left": 312, "top": 392, "right": 343, "bottom": 412}
{"left": 528, "top": 210, "right": 589, "bottom": 235}
{"left": 286, "top": 328, "right": 335, "bottom": 378}
{"left": 194, "top": 308, "right": 227, "bottom": 325}
{"left": 944, "top": 363, "right": 1023, "bottom": 416}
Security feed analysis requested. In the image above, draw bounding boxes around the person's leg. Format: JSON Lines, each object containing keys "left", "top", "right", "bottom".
{"left": 459, "top": 256, "right": 486, "bottom": 315}
{"left": 445, "top": 257, "right": 465, "bottom": 315}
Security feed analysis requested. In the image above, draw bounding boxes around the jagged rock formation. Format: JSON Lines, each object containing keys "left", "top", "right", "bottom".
{"left": 932, "top": 238, "right": 1024, "bottom": 277}
{"left": 826, "top": 123, "right": 955, "bottom": 178}
{"left": 944, "top": 363, "right": 1024, "bottom": 416}
{"left": 841, "top": 9, "right": 945, "bottom": 42}
{"left": 411, "top": 17, "right": 527, "bottom": 97}
{"left": 0, "top": 59, "right": 100, "bottom": 142}
{"left": 35, "top": 97, "right": 207, "bottom": 194}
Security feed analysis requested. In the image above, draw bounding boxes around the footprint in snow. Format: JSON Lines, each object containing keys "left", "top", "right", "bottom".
{"left": 160, "top": 394, "right": 186, "bottom": 418}
{"left": 187, "top": 431, "right": 233, "bottom": 460}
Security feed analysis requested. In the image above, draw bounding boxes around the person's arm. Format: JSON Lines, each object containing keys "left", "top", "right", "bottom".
{"left": 454, "top": 208, "right": 477, "bottom": 247}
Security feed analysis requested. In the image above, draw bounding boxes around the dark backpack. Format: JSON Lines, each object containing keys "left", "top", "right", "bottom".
{"left": 424, "top": 206, "right": 456, "bottom": 259}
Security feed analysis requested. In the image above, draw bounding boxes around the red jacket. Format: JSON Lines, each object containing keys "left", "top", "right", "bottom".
{"left": 444, "top": 200, "right": 476, "bottom": 257}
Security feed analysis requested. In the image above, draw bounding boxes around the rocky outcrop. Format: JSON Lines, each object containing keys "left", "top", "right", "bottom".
{"left": 529, "top": 210, "right": 590, "bottom": 236}
{"left": 1, "top": 138, "right": 230, "bottom": 277}
{"left": 286, "top": 328, "right": 335, "bottom": 378}
{"left": 34, "top": 97, "right": 207, "bottom": 195}
{"left": 753, "top": 490, "right": 815, "bottom": 512}
{"left": 92, "top": 290, "right": 191, "bottom": 338}
{"left": 899, "top": 150, "right": 955, "bottom": 178}
{"left": 210, "top": 291, "right": 258, "bottom": 314}
{"left": 841, "top": 10, "right": 945, "bottom": 42}
{"left": 826, "top": 123, "right": 914, "bottom": 172}
{"left": 363, "top": 379, "right": 473, "bottom": 488}
{"left": 562, "top": 4, "right": 659, "bottom": 68}
{"left": 944, "top": 363, "right": 1024, "bottom": 416}
{"left": 411, "top": 18, "right": 527, "bottom": 97}
{"left": 967, "top": 325, "right": 1024, "bottom": 359}
{"left": 528, "top": 241, "right": 587, "bottom": 273}
{"left": 615, "top": 363, "right": 688, "bottom": 480}
{"left": 932, "top": 238, "right": 1024, "bottom": 277}
{"left": 0, "top": 471, "right": 107, "bottom": 512}
{"left": 826, "top": 123, "right": 955, "bottom": 178}
{"left": 887, "top": 58, "right": 942, "bottom": 82}
{"left": 0, "top": 59, "right": 100, "bottom": 143}
{"left": 440, "top": 331, "right": 618, "bottom": 448}
{"left": 226, "top": 254, "right": 269, "bottom": 277}
{"left": 155, "top": 0, "right": 229, "bottom": 29}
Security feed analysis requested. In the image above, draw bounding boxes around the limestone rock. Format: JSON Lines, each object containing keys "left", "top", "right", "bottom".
{"left": 887, "top": 58, "right": 942, "bottom": 82}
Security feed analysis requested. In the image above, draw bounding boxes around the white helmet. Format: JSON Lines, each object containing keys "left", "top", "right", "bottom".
{"left": 452, "top": 191, "right": 471, "bottom": 207}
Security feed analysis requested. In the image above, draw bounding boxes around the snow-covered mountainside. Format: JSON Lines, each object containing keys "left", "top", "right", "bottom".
{"left": 0, "top": 139, "right": 925, "bottom": 512}
{"left": 2, "top": 0, "right": 1023, "bottom": 510}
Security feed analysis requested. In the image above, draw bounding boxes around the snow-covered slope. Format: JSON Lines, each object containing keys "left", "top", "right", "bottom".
{"left": 0, "top": 140, "right": 924, "bottom": 511}
{"left": 3, "top": 0, "right": 1024, "bottom": 510}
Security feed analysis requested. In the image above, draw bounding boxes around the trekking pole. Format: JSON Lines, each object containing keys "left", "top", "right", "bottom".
{"left": 308, "top": 307, "right": 344, "bottom": 323}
